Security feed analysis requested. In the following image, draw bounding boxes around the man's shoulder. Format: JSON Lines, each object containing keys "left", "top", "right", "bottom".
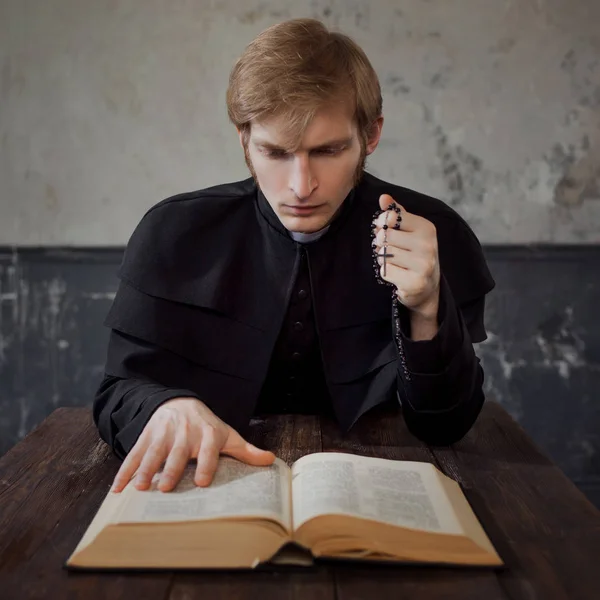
{"left": 359, "top": 172, "right": 467, "bottom": 227}
{"left": 359, "top": 173, "right": 494, "bottom": 302}
{"left": 358, "top": 172, "right": 482, "bottom": 252}
{"left": 119, "top": 178, "right": 258, "bottom": 284}
{"left": 146, "top": 178, "right": 257, "bottom": 220}
{"left": 126, "top": 178, "right": 258, "bottom": 250}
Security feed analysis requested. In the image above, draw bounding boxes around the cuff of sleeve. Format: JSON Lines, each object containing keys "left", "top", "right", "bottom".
{"left": 396, "top": 275, "right": 464, "bottom": 375}
{"left": 114, "top": 387, "right": 201, "bottom": 458}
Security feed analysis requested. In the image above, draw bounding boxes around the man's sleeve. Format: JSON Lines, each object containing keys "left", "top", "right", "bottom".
{"left": 93, "top": 191, "right": 277, "bottom": 459}
{"left": 93, "top": 331, "right": 202, "bottom": 460}
{"left": 393, "top": 217, "right": 494, "bottom": 445}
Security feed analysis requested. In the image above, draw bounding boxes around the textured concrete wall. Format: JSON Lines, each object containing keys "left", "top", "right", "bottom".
{"left": 1, "top": 0, "right": 599, "bottom": 245}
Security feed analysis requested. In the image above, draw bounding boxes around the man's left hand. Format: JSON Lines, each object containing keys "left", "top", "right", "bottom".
{"left": 372, "top": 194, "right": 441, "bottom": 324}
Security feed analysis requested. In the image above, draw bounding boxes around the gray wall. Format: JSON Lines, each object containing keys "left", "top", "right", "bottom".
{"left": 1, "top": 0, "right": 599, "bottom": 245}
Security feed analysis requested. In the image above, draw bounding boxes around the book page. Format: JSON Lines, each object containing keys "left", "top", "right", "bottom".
{"left": 291, "top": 452, "right": 463, "bottom": 534}
{"left": 114, "top": 457, "right": 292, "bottom": 530}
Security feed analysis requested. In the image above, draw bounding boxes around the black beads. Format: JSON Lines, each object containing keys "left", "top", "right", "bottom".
{"left": 392, "top": 296, "right": 411, "bottom": 381}
{"left": 371, "top": 205, "right": 397, "bottom": 288}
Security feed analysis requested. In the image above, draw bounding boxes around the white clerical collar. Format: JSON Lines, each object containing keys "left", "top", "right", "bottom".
{"left": 289, "top": 225, "right": 331, "bottom": 244}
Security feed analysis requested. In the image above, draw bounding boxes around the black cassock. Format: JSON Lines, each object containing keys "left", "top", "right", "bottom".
{"left": 94, "top": 172, "right": 495, "bottom": 459}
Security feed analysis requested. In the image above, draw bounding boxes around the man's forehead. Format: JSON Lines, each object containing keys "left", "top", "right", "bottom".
{"left": 250, "top": 109, "right": 357, "bottom": 150}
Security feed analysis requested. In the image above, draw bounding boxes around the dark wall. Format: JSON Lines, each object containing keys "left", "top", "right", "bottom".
{"left": 1, "top": 245, "right": 598, "bottom": 507}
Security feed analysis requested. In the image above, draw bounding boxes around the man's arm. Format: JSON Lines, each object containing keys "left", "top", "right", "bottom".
{"left": 93, "top": 330, "right": 274, "bottom": 492}
{"left": 394, "top": 276, "right": 487, "bottom": 445}
{"left": 372, "top": 193, "right": 493, "bottom": 445}
{"left": 93, "top": 370, "right": 200, "bottom": 460}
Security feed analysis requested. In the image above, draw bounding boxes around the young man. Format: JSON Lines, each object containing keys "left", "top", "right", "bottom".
{"left": 95, "top": 19, "right": 495, "bottom": 494}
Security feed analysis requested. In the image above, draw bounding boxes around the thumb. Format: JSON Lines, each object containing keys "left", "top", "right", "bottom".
{"left": 222, "top": 430, "right": 276, "bottom": 466}
{"left": 378, "top": 193, "right": 403, "bottom": 213}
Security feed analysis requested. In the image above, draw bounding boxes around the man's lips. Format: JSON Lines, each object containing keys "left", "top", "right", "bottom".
{"left": 283, "top": 204, "right": 323, "bottom": 214}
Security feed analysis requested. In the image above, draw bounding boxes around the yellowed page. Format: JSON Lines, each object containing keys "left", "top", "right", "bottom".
{"left": 291, "top": 452, "right": 463, "bottom": 534}
{"left": 111, "top": 457, "right": 292, "bottom": 530}
{"left": 438, "top": 472, "right": 501, "bottom": 558}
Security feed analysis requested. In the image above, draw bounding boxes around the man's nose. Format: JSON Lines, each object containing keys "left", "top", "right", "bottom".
{"left": 290, "top": 154, "right": 317, "bottom": 200}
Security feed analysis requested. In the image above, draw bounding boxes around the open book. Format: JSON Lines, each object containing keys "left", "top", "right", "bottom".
{"left": 67, "top": 452, "right": 502, "bottom": 569}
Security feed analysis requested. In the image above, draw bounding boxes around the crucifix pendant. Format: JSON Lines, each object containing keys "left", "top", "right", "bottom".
{"left": 377, "top": 245, "right": 394, "bottom": 277}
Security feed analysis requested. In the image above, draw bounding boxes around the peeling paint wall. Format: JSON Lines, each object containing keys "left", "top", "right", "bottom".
{"left": 1, "top": 0, "right": 599, "bottom": 245}
{"left": 475, "top": 247, "right": 600, "bottom": 496}
{"left": 1, "top": 247, "right": 599, "bottom": 508}
{"left": 0, "top": 249, "right": 116, "bottom": 450}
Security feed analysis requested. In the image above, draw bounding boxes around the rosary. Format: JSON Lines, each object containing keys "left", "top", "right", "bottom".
{"left": 370, "top": 201, "right": 411, "bottom": 381}
{"left": 372, "top": 202, "right": 402, "bottom": 280}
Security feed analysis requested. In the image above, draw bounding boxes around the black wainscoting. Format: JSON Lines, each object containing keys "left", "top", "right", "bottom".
{"left": 1, "top": 245, "right": 598, "bottom": 507}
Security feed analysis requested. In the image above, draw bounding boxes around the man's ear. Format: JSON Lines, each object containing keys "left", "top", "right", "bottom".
{"left": 365, "top": 116, "right": 384, "bottom": 156}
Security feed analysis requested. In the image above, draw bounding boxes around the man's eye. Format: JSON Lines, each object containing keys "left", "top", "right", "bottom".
{"left": 314, "top": 147, "right": 341, "bottom": 156}
{"left": 265, "top": 150, "right": 289, "bottom": 159}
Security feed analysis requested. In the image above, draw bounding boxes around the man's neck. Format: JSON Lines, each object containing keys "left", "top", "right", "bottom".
{"left": 289, "top": 226, "right": 331, "bottom": 244}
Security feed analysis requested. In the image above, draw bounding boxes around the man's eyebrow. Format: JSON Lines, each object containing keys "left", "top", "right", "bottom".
{"left": 253, "top": 137, "right": 354, "bottom": 151}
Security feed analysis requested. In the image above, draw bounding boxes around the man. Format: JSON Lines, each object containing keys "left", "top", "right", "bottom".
{"left": 94, "top": 18, "right": 495, "bottom": 494}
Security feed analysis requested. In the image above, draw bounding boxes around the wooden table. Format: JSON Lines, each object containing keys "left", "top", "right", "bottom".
{"left": 0, "top": 402, "right": 599, "bottom": 599}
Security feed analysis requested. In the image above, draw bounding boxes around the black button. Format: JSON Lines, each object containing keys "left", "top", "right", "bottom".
{"left": 293, "top": 321, "right": 304, "bottom": 331}
{"left": 297, "top": 289, "right": 308, "bottom": 300}
{"left": 292, "top": 352, "right": 301, "bottom": 361}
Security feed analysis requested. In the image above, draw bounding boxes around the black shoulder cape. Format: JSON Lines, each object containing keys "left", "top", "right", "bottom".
{"left": 99, "top": 172, "right": 494, "bottom": 452}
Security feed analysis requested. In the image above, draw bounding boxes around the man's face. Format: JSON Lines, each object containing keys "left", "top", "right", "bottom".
{"left": 242, "top": 105, "right": 382, "bottom": 233}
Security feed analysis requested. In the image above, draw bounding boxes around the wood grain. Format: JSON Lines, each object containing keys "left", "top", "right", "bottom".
{"left": 0, "top": 402, "right": 599, "bottom": 600}
{"left": 320, "top": 402, "right": 508, "bottom": 600}
{"left": 0, "top": 409, "right": 173, "bottom": 599}
{"left": 431, "top": 402, "right": 600, "bottom": 600}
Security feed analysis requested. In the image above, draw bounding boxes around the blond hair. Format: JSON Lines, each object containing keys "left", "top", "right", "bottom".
{"left": 226, "top": 18, "right": 382, "bottom": 151}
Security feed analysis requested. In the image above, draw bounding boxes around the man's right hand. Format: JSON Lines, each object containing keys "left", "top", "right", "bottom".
{"left": 110, "top": 397, "right": 275, "bottom": 493}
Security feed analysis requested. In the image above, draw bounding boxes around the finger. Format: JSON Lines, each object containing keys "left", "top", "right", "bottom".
{"left": 373, "top": 228, "right": 416, "bottom": 251}
{"left": 380, "top": 262, "right": 423, "bottom": 296}
{"left": 134, "top": 439, "right": 169, "bottom": 491}
{"left": 374, "top": 206, "right": 402, "bottom": 230}
{"left": 195, "top": 426, "right": 221, "bottom": 487}
{"left": 111, "top": 431, "right": 151, "bottom": 493}
{"left": 158, "top": 429, "right": 191, "bottom": 492}
{"left": 377, "top": 247, "right": 417, "bottom": 271}
{"left": 222, "top": 429, "right": 276, "bottom": 466}
{"left": 374, "top": 207, "right": 421, "bottom": 234}
{"left": 375, "top": 194, "right": 418, "bottom": 232}
{"left": 379, "top": 193, "right": 399, "bottom": 212}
